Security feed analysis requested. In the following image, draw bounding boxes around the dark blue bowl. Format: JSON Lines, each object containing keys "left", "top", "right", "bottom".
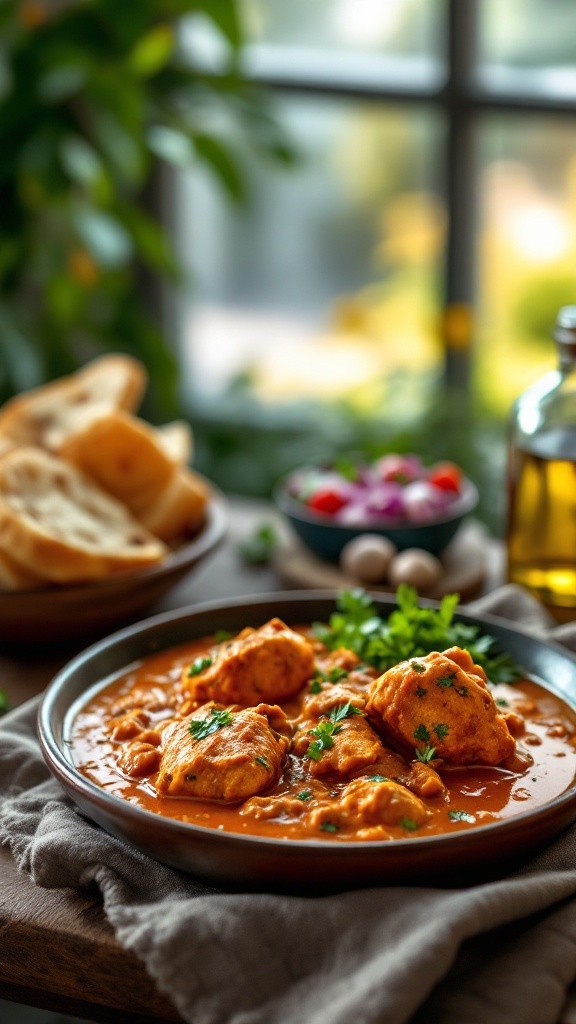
{"left": 274, "top": 476, "right": 479, "bottom": 563}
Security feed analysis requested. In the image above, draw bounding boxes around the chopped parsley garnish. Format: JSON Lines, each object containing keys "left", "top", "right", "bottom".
{"left": 437, "top": 673, "right": 468, "bottom": 697}
{"left": 214, "top": 629, "right": 232, "bottom": 643}
{"left": 448, "top": 809, "right": 476, "bottom": 824}
{"left": 434, "top": 722, "right": 449, "bottom": 739}
{"left": 189, "top": 708, "right": 234, "bottom": 741}
{"left": 414, "top": 723, "right": 430, "bottom": 743}
{"left": 329, "top": 701, "right": 363, "bottom": 724}
{"left": 319, "top": 822, "right": 339, "bottom": 833}
{"left": 0, "top": 690, "right": 9, "bottom": 716}
{"left": 238, "top": 522, "right": 278, "bottom": 564}
{"left": 401, "top": 817, "right": 419, "bottom": 831}
{"left": 496, "top": 698, "right": 510, "bottom": 707}
{"left": 297, "top": 789, "right": 313, "bottom": 801}
{"left": 411, "top": 662, "right": 426, "bottom": 674}
{"left": 416, "top": 686, "right": 427, "bottom": 698}
{"left": 188, "top": 655, "right": 213, "bottom": 677}
{"left": 436, "top": 674, "right": 456, "bottom": 688}
{"left": 309, "top": 678, "right": 323, "bottom": 694}
{"left": 367, "top": 774, "right": 388, "bottom": 782}
{"left": 415, "top": 744, "right": 437, "bottom": 763}
{"left": 305, "top": 720, "right": 342, "bottom": 760}
{"left": 255, "top": 755, "right": 269, "bottom": 768}
{"left": 328, "top": 666, "right": 349, "bottom": 683}
{"left": 311, "top": 585, "right": 521, "bottom": 685}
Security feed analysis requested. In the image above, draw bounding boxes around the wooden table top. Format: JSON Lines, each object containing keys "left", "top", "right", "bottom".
{"left": 0, "top": 499, "right": 505, "bottom": 1023}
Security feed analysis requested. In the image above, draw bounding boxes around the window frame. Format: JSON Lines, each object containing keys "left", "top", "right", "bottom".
{"left": 239, "top": 0, "right": 576, "bottom": 392}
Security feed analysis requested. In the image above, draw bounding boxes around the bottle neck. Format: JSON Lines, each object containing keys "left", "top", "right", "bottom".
{"left": 558, "top": 341, "right": 576, "bottom": 374}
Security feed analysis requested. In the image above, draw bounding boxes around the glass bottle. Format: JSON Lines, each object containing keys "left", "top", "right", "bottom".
{"left": 506, "top": 305, "right": 576, "bottom": 621}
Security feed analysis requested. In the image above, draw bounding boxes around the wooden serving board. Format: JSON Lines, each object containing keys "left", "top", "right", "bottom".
{"left": 273, "top": 520, "right": 488, "bottom": 602}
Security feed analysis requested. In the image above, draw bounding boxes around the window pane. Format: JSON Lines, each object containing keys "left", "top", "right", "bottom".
{"left": 177, "top": 96, "right": 445, "bottom": 447}
{"left": 475, "top": 114, "right": 576, "bottom": 415}
{"left": 242, "top": 0, "right": 445, "bottom": 59}
{"left": 239, "top": 0, "right": 446, "bottom": 92}
{"left": 478, "top": 0, "right": 576, "bottom": 98}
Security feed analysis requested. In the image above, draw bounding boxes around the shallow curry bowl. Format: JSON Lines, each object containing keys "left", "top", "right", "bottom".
{"left": 38, "top": 591, "right": 576, "bottom": 891}
{"left": 274, "top": 476, "right": 479, "bottom": 562}
{"left": 0, "top": 481, "right": 227, "bottom": 645}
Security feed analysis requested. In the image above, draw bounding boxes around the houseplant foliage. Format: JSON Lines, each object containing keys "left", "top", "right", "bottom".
{"left": 0, "top": 0, "right": 291, "bottom": 414}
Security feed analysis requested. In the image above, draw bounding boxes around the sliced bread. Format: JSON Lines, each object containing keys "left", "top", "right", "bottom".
{"left": 60, "top": 410, "right": 177, "bottom": 517}
{"left": 0, "top": 354, "right": 147, "bottom": 451}
{"left": 139, "top": 467, "right": 210, "bottom": 543}
{"left": 0, "top": 448, "right": 166, "bottom": 583}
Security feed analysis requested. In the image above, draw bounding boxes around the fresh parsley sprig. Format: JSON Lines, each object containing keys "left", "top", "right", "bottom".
{"left": 189, "top": 708, "right": 234, "bottom": 741}
{"left": 312, "top": 584, "right": 521, "bottom": 685}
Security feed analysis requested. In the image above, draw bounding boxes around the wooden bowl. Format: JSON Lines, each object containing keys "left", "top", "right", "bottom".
{"left": 0, "top": 486, "right": 227, "bottom": 645}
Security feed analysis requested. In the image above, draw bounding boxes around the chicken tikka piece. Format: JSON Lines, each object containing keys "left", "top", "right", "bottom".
{"left": 293, "top": 685, "right": 384, "bottom": 779}
{"left": 366, "top": 646, "right": 516, "bottom": 767}
{"left": 156, "top": 701, "right": 291, "bottom": 802}
{"left": 182, "top": 618, "right": 315, "bottom": 706}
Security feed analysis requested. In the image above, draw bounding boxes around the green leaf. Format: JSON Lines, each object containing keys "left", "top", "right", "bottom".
{"left": 238, "top": 523, "right": 277, "bottom": 564}
{"left": 187, "top": 655, "right": 213, "bottom": 677}
{"left": 60, "top": 136, "right": 105, "bottom": 189}
{"left": 200, "top": 0, "right": 242, "bottom": 50}
{"left": 448, "top": 809, "right": 476, "bottom": 824}
{"left": 147, "top": 126, "right": 195, "bottom": 168}
{"left": 73, "top": 206, "right": 133, "bottom": 268}
{"left": 189, "top": 707, "right": 234, "bottom": 741}
{"left": 39, "top": 65, "right": 87, "bottom": 104}
{"left": 192, "top": 132, "right": 245, "bottom": 202}
{"left": 130, "top": 24, "right": 174, "bottom": 77}
{"left": 328, "top": 701, "right": 363, "bottom": 724}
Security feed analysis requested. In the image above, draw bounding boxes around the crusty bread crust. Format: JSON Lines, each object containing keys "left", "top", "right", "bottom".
{"left": 0, "top": 546, "right": 46, "bottom": 591}
{"left": 0, "top": 354, "right": 147, "bottom": 451}
{"left": 156, "top": 420, "right": 193, "bottom": 465}
{"left": 60, "top": 410, "right": 177, "bottom": 517}
{"left": 0, "top": 448, "right": 166, "bottom": 583}
{"left": 139, "top": 467, "right": 210, "bottom": 543}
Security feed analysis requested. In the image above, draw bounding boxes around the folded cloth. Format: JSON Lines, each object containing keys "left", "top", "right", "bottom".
{"left": 2, "top": 585, "right": 576, "bottom": 1024}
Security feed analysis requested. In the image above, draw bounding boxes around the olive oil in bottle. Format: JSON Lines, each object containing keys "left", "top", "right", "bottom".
{"left": 507, "top": 307, "right": 576, "bottom": 620}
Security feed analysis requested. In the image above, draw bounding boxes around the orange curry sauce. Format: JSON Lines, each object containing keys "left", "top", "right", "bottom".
{"left": 69, "top": 629, "right": 576, "bottom": 842}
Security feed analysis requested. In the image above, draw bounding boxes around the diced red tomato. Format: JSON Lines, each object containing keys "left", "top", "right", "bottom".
{"left": 427, "top": 462, "right": 462, "bottom": 494}
{"left": 307, "top": 488, "right": 348, "bottom": 515}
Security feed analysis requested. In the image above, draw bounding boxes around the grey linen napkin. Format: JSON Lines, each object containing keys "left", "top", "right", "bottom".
{"left": 3, "top": 585, "right": 576, "bottom": 1024}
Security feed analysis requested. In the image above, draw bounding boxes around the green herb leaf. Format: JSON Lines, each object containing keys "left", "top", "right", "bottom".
{"left": 188, "top": 655, "right": 212, "bottom": 677}
{"left": 189, "top": 708, "right": 234, "bottom": 741}
{"left": 238, "top": 523, "right": 278, "bottom": 565}
{"left": 214, "top": 629, "right": 232, "bottom": 643}
{"left": 305, "top": 720, "right": 342, "bottom": 760}
{"left": 328, "top": 701, "right": 363, "bottom": 724}
{"left": 415, "top": 686, "right": 427, "bottom": 698}
{"left": 309, "top": 678, "right": 323, "bottom": 694}
{"left": 434, "top": 722, "right": 449, "bottom": 739}
{"left": 312, "top": 585, "right": 521, "bottom": 685}
{"left": 436, "top": 674, "right": 456, "bottom": 688}
{"left": 411, "top": 662, "right": 426, "bottom": 674}
{"left": 401, "top": 817, "right": 419, "bottom": 831}
{"left": 414, "top": 723, "right": 430, "bottom": 743}
{"left": 448, "top": 809, "right": 476, "bottom": 824}
{"left": 327, "top": 666, "right": 349, "bottom": 683}
{"left": 415, "top": 744, "right": 437, "bottom": 763}
{"left": 297, "top": 789, "right": 313, "bottom": 801}
{"left": 255, "top": 755, "right": 269, "bottom": 768}
{"left": 0, "top": 690, "right": 9, "bottom": 716}
{"left": 367, "top": 774, "right": 389, "bottom": 782}
{"left": 319, "top": 822, "right": 339, "bottom": 833}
